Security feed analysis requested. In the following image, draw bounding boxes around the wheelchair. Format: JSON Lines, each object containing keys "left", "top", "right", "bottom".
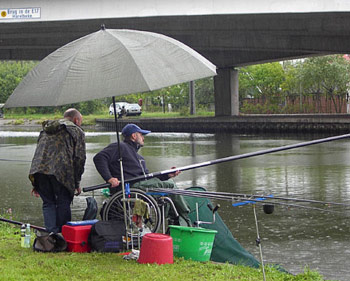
{"left": 101, "top": 188, "right": 179, "bottom": 241}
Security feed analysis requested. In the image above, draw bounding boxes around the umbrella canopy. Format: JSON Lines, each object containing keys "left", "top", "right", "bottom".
{"left": 5, "top": 27, "right": 216, "bottom": 108}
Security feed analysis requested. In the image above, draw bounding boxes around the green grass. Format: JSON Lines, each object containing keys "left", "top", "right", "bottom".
{"left": 3, "top": 111, "right": 215, "bottom": 126}
{"left": 0, "top": 222, "right": 328, "bottom": 281}
{"left": 3, "top": 113, "right": 62, "bottom": 120}
{"left": 3, "top": 113, "right": 102, "bottom": 126}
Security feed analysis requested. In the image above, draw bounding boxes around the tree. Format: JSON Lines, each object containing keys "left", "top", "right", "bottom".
{"left": 194, "top": 77, "right": 214, "bottom": 110}
{"left": 0, "top": 61, "right": 37, "bottom": 103}
{"left": 280, "top": 60, "right": 302, "bottom": 95}
{"left": 239, "top": 62, "right": 285, "bottom": 111}
{"left": 299, "top": 55, "right": 350, "bottom": 113}
{"left": 239, "top": 63, "right": 284, "bottom": 99}
{"left": 280, "top": 60, "right": 304, "bottom": 112}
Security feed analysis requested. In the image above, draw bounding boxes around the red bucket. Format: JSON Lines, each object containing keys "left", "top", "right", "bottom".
{"left": 138, "top": 233, "right": 173, "bottom": 265}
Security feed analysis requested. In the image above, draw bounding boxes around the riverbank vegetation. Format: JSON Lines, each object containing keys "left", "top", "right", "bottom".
{"left": 1, "top": 54, "right": 350, "bottom": 116}
{"left": 0, "top": 220, "right": 326, "bottom": 281}
{"left": 2, "top": 111, "right": 215, "bottom": 126}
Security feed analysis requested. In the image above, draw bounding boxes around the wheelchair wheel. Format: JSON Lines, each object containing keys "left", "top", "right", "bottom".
{"left": 102, "top": 188, "right": 161, "bottom": 234}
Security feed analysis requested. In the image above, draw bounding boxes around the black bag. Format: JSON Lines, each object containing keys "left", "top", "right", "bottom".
{"left": 33, "top": 231, "right": 67, "bottom": 252}
{"left": 82, "top": 197, "right": 98, "bottom": 220}
{"left": 88, "top": 220, "right": 125, "bottom": 252}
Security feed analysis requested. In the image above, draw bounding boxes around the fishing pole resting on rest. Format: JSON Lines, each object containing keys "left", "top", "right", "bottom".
{"left": 145, "top": 188, "right": 350, "bottom": 214}
{"left": 83, "top": 133, "right": 350, "bottom": 193}
{"left": 147, "top": 188, "right": 350, "bottom": 207}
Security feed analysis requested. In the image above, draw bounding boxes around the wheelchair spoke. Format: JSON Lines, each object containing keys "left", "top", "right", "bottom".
{"left": 102, "top": 188, "right": 161, "bottom": 234}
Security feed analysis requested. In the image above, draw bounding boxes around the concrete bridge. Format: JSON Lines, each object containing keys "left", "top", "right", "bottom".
{"left": 1, "top": 0, "right": 350, "bottom": 116}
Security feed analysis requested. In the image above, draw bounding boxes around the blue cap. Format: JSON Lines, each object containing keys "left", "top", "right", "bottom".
{"left": 122, "top": 124, "right": 151, "bottom": 136}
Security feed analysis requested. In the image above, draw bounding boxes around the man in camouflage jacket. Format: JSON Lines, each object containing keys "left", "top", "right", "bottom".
{"left": 29, "top": 108, "right": 86, "bottom": 233}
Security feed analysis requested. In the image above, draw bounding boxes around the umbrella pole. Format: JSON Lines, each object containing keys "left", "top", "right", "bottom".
{"left": 112, "top": 97, "right": 129, "bottom": 250}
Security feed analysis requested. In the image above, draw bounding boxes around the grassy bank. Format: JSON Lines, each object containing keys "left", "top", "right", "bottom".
{"left": 0, "top": 222, "right": 327, "bottom": 281}
{"left": 3, "top": 113, "right": 108, "bottom": 126}
{"left": 2, "top": 111, "right": 214, "bottom": 126}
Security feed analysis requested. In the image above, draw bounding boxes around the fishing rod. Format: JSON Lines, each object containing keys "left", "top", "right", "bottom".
{"left": 146, "top": 188, "right": 348, "bottom": 214}
{"left": 0, "top": 217, "right": 47, "bottom": 232}
{"left": 152, "top": 188, "right": 350, "bottom": 207}
{"left": 0, "top": 158, "right": 31, "bottom": 162}
{"left": 83, "top": 133, "right": 350, "bottom": 193}
{"left": 155, "top": 188, "right": 350, "bottom": 211}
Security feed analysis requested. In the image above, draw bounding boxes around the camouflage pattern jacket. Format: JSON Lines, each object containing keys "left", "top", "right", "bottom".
{"left": 29, "top": 119, "right": 86, "bottom": 195}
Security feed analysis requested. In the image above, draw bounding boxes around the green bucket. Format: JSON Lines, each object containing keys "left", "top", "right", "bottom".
{"left": 169, "top": 225, "right": 217, "bottom": 261}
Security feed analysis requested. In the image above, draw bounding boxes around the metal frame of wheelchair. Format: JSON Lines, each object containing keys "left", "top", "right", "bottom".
{"left": 101, "top": 188, "right": 179, "bottom": 249}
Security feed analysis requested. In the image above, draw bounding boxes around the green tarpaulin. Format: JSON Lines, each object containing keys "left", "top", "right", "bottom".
{"left": 183, "top": 187, "right": 260, "bottom": 268}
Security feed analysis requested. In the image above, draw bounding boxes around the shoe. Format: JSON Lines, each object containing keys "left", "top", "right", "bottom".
{"left": 123, "top": 249, "right": 140, "bottom": 260}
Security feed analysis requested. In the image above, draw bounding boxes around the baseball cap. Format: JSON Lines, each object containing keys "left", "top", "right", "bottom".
{"left": 122, "top": 124, "right": 151, "bottom": 136}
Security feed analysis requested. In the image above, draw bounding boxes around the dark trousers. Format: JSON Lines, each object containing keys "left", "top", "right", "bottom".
{"left": 34, "top": 173, "right": 73, "bottom": 233}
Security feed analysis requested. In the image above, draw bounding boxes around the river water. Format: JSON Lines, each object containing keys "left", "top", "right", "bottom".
{"left": 0, "top": 129, "right": 349, "bottom": 280}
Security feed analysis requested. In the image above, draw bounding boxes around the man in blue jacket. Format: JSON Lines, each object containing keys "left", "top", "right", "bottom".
{"left": 93, "top": 123, "right": 191, "bottom": 226}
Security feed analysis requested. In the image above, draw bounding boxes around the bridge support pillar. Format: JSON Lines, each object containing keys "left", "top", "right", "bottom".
{"left": 214, "top": 68, "right": 239, "bottom": 116}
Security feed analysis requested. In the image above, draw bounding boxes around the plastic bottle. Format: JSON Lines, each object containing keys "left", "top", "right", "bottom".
{"left": 24, "top": 223, "right": 31, "bottom": 248}
{"left": 20, "top": 224, "right": 26, "bottom": 248}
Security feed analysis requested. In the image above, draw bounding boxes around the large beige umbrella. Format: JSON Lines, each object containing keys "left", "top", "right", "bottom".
{"left": 5, "top": 26, "right": 217, "bottom": 246}
{"left": 5, "top": 26, "right": 216, "bottom": 107}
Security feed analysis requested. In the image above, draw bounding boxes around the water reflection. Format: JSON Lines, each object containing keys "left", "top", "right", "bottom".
{"left": 0, "top": 130, "right": 349, "bottom": 280}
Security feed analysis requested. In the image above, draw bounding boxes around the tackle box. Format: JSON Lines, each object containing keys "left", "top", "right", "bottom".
{"left": 62, "top": 224, "right": 93, "bottom": 253}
